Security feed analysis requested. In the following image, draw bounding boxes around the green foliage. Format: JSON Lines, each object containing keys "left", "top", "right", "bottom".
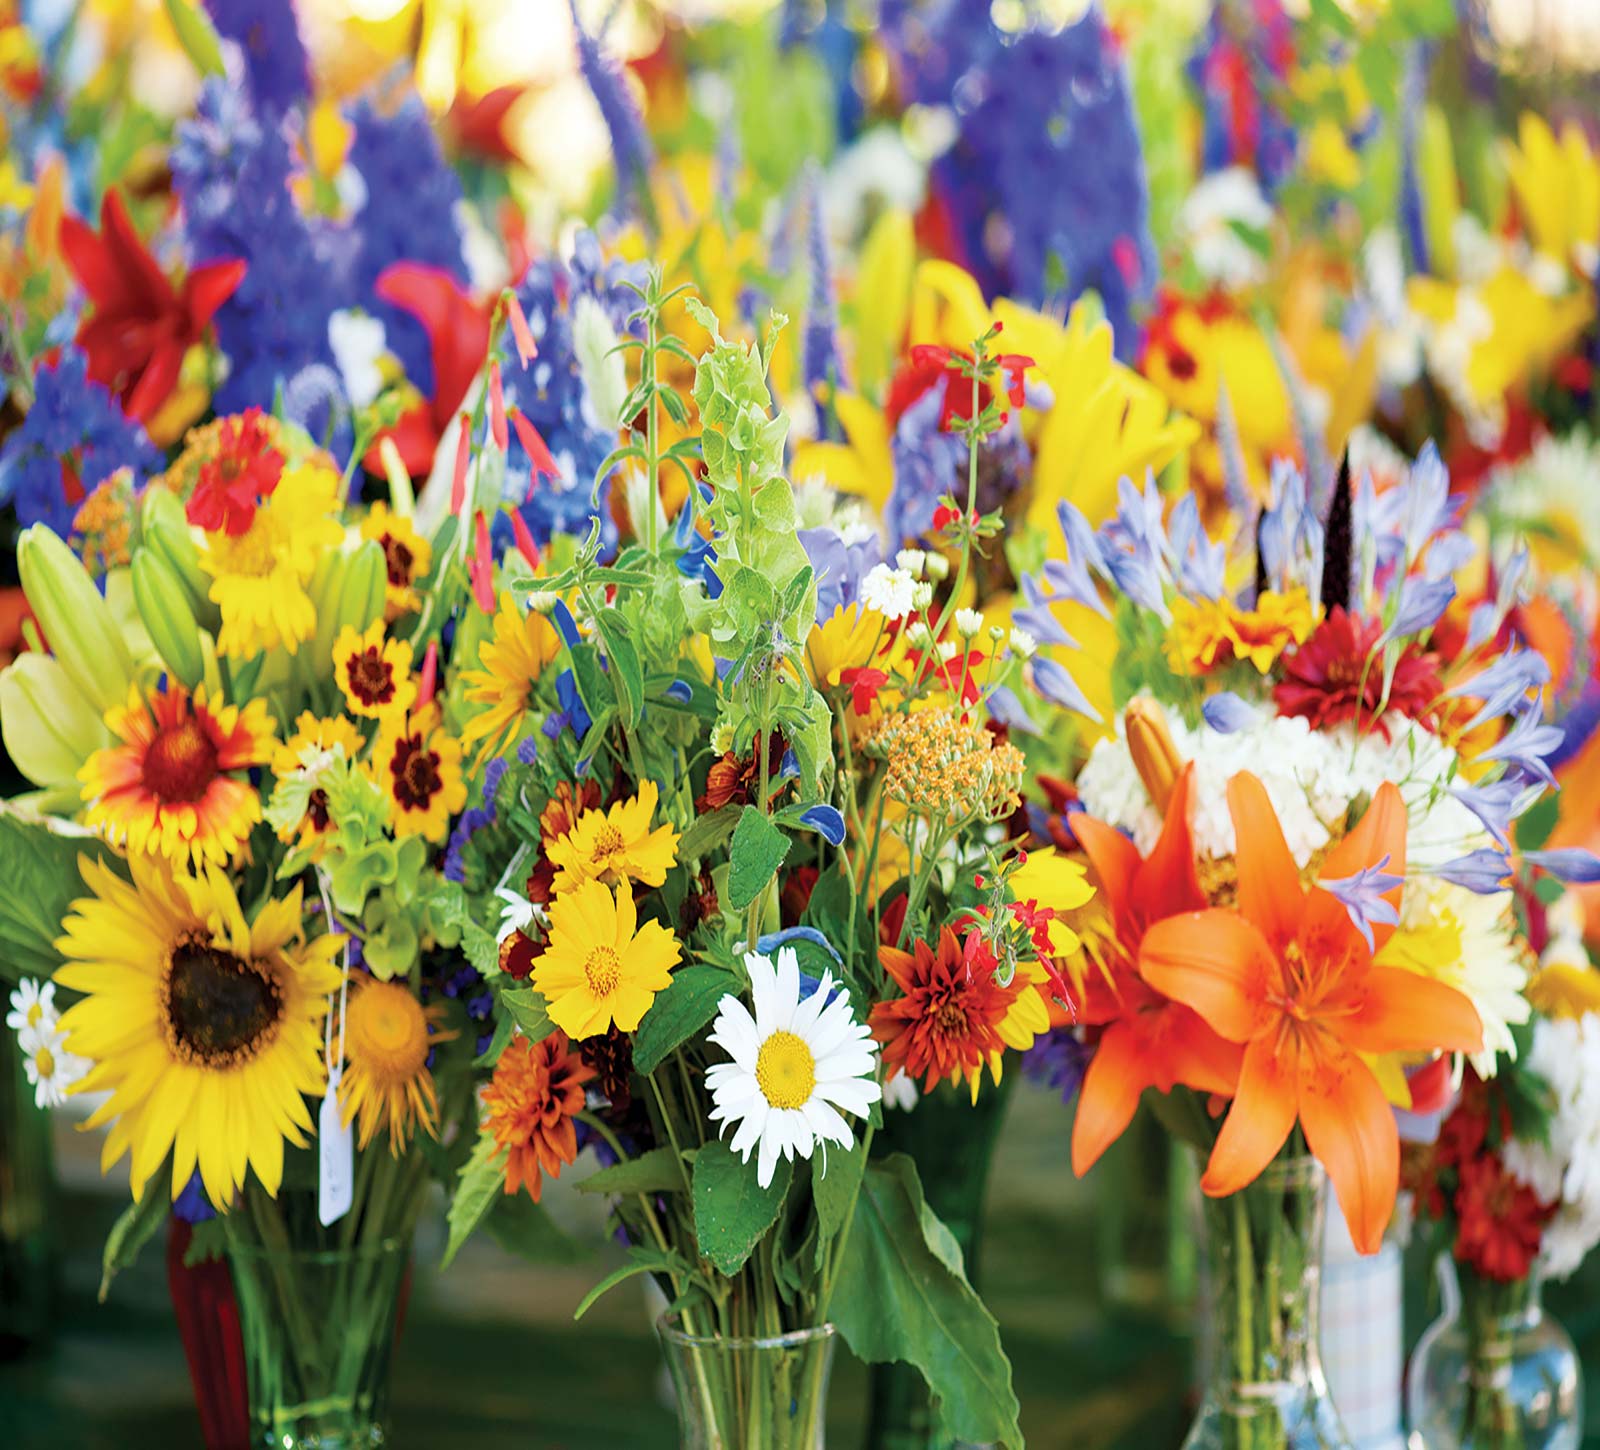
{"left": 442, "top": 1131, "right": 510, "bottom": 1269}
{"left": 830, "top": 1155, "right": 1023, "bottom": 1449}
{"left": 99, "top": 1176, "right": 169, "bottom": 1302}
{"left": 578, "top": 1147, "right": 691, "bottom": 1196}
{"left": 483, "top": 1192, "right": 587, "bottom": 1265}
{"left": 0, "top": 816, "right": 124, "bottom": 985}
{"left": 727, "top": 805, "right": 792, "bottom": 911}
{"left": 1516, "top": 791, "right": 1561, "bottom": 853}
{"left": 632, "top": 965, "right": 740, "bottom": 1074}
{"left": 692, "top": 1140, "right": 792, "bottom": 1276}
{"left": 499, "top": 988, "right": 556, "bottom": 1045}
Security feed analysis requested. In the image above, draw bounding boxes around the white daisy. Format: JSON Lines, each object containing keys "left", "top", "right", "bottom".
{"left": 6, "top": 978, "right": 57, "bottom": 1037}
{"left": 705, "top": 948, "right": 882, "bottom": 1188}
{"left": 19, "top": 1023, "right": 88, "bottom": 1110}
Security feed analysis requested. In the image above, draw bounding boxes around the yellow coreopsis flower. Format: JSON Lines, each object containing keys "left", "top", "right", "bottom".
{"left": 533, "top": 879, "right": 682, "bottom": 1039}
{"left": 370, "top": 708, "right": 466, "bottom": 843}
{"left": 547, "top": 780, "right": 681, "bottom": 893}
{"left": 270, "top": 712, "right": 366, "bottom": 854}
{"left": 360, "top": 501, "right": 433, "bottom": 621}
{"left": 333, "top": 621, "right": 417, "bottom": 720}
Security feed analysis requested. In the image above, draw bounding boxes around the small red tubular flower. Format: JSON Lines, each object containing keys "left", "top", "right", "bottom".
{"left": 838, "top": 666, "right": 888, "bottom": 716}
{"left": 510, "top": 407, "right": 558, "bottom": 483}
{"left": 60, "top": 189, "right": 245, "bottom": 423}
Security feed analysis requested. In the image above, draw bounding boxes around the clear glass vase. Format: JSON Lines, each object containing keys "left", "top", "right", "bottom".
{"left": 1099, "top": 1106, "right": 1202, "bottom": 1322}
{"left": 1405, "top": 1256, "right": 1582, "bottom": 1450}
{"left": 657, "top": 1314, "right": 835, "bottom": 1449}
{"left": 1186, "top": 1152, "right": 1354, "bottom": 1450}
{"left": 226, "top": 1226, "right": 411, "bottom": 1450}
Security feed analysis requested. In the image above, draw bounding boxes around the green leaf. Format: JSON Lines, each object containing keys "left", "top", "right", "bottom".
{"left": 577, "top": 1146, "right": 691, "bottom": 1196}
{"left": 830, "top": 1155, "right": 1022, "bottom": 1449}
{"left": 593, "top": 609, "right": 644, "bottom": 730}
{"left": 632, "top": 965, "right": 740, "bottom": 1074}
{"left": 100, "top": 1177, "right": 169, "bottom": 1302}
{"left": 1516, "top": 791, "right": 1560, "bottom": 853}
{"left": 677, "top": 804, "right": 741, "bottom": 863}
{"left": 727, "top": 806, "right": 791, "bottom": 911}
{"left": 499, "top": 988, "right": 556, "bottom": 1045}
{"left": 692, "top": 1139, "right": 791, "bottom": 1276}
{"left": 484, "top": 1191, "right": 586, "bottom": 1265}
{"left": 813, "top": 1136, "right": 867, "bottom": 1248}
{"left": 442, "top": 1131, "right": 508, "bottom": 1269}
{"left": 162, "top": 0, "right": 225, "bottom": 76}
{"left": 574, "top": 1244, "right": 687, "bottom": 1320}
{"left": 0, "top": 816, "right": 125, "bottom": 984}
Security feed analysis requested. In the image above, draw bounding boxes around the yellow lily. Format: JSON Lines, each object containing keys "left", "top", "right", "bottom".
{"left": 1504, "top": 111, "right": 1600, "bottom": 273}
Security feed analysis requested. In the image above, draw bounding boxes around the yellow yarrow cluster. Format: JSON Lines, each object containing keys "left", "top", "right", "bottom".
{"left": 864, "top": 707, "right": 1025, "bottom": 826}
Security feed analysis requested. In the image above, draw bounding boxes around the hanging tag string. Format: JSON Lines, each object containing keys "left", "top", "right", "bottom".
{"left": 316, "top": 870, "right": 350, "bottom": 1082}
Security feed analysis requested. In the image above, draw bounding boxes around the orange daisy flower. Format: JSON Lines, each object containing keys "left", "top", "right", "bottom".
{"left": 481, "top": 1031, "right": 595, "bottom": 1201}
{"left": 80, "top": 682, "right": 275, "bottom": 867}
{"left": 872, "top": 927, "right": 1028, "bottom": 1099}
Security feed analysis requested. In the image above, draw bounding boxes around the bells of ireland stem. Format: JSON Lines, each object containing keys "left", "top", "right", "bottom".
{"left": 310, "top": 540, "right": 386, "bottom": 670}
{"left": 16, "top": 524, "right": 136, "bottom": 715}
{"left": 0, "top": 650, "right": 111, "bottom": 792}
{"left": 139, "top": 486, "right": 217, "bottom": 628}
{"left": 132, "top": 549, "right": 207, "bottom": 689}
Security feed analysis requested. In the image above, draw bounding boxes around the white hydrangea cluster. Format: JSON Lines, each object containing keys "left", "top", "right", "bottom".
{"left": 1502, "top": 1012, "right": 1600, "bottom": 1280}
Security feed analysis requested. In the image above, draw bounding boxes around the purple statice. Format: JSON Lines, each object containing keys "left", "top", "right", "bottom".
{"left": 443, "top": 758, "right": 512, "bottom": 885}
{"left": 1023, "top": 1028, "right": 1091, "bottom": 1106}
{"left": 344, "top": 94, "right": 469, "bottom": 396}
{"left": 503, "top": 230, "right": 646, "bottom": 551}
{"left": 798, "top": 524, "right": 884, "bottom": 621}
{"left": 802, "top": 166, "right": 847, "bottom": 403}
{"left": 890, "top": 0, "right": 1155, "bottom": 354}
{"left": 0, "top": 351, "right": 160, "bottom": 535}
{"left": 203, "top": 0, "right": 311, "bottom": 114}
{"left": 567, "top": 0, "right": 654, "bottom": 219}
{"left": 884, "top": 387, "right": 969, "bottom": 545}
{"left": 1398, "top": 42, "right": 1432, "bottom": 274}
{"left": 1186, "top": 0, "right": 1298, "bottom": 197}
{"left": 172, "top": 78, "right": 344, "bottom": 426}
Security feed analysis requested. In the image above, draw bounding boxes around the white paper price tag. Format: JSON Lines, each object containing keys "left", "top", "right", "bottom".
{"left": 318, "top": 1064, "right": 354, "bottom": 1226}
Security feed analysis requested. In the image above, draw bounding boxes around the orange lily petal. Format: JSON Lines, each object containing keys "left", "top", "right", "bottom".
{"left": 1321, "top": 782, "right": 1408, "bottom": 951}
{"left": 1341, "top": 966, "right": 1483, "bottom": 1056}
{"left": 1201, "top": 1034, "right": 1298, "bottom": 1196}
{"left": 1163, "top": 1008, "right": 1245, "bottom": 1097}
{"left": 1139, "top": 909, "right": 1283, "bottom": 1043}
{"left": 1072, "top": 813, "right": 1142, "bottom": 942}
{"left": 1132, "top": 762, "right": 1206, "bottom": 926}
{"left": 1071, "top": 1021, "right": 1150, "bottom": 1176}
{"left": 1226, "top": 771, "right": 1304, "bottom": 949}
{"left": 1297, "top": 1043, "right": 1399, "bottom": 1255}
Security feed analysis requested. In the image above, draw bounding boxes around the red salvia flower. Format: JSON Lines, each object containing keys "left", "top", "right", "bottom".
{"left": 60, "top": 189, "right": 245, "bottom": 423}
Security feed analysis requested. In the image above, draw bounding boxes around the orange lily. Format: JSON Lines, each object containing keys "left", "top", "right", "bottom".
{"left": 1140, "top": 773, "right": 1484, "bottom": 1253}
{"left": 1069, "top": 763, "right": 1244, "bottom": 1175}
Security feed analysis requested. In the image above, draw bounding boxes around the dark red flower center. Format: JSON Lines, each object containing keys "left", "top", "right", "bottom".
{"left": 381, "top": 533, "right": 415, "bottom": 587}
{"left": 390, "top": 733, "right": 443, "bottom": 811}
{"left": 143, "top": 718, "right": 220, "bottom": 802}
{"left": 348, "top": 648, "right": 397, "bottom": 707}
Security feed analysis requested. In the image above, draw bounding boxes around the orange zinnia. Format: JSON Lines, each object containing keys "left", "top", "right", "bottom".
{"left": 481, "top": 1031, "right": 595, "bottom": 1201}
{"left": 1140, "top": 773, "right": 1484, "bottom": 1253}
{"left": 1069, "top": 763, "right": 1244, "bottom": 1175}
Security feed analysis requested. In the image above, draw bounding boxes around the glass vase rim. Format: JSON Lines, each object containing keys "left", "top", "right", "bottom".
{"left": 225, "top": 1232, "right": 411, "bottom": 1266}
{"left": 1189, "top": 1146, "right": 1326, "bottom": 1190}
{"left": 655, "top": 1312, "right": 837, "bottom": 1352}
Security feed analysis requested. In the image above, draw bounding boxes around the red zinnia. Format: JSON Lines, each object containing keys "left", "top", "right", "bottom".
{"left": 1274, "top": 607, "right": 1442, "bottom": 736}
{"left": 1454, "top": 1155, "right": 1553, "bottom": 1282}
{"left": 186, "top": 409, "right": 285, "bottom": 536}
{"left": 60, "top": 189, "right": 245, "bottom": 423}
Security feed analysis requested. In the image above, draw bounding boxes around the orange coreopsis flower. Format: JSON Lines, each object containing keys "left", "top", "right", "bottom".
{"left": 1069, "top": 764, "right": 1244, "bottom": 1176}
{"left": 481, "top": 1032, "right": 595, "bottom": 1201}
{"left": 1139, "top": 773, "right": 1484, "bottom": 1253}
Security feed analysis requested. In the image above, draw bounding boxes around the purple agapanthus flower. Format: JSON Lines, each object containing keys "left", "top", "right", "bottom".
{"left": 1320, "top": 854, "right": 1404, "bottom": 951}
{"left": 1023, "top": 1028, "right": 1091, "bottom": 1106}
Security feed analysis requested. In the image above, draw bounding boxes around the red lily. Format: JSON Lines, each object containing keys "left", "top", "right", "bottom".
{"left": 369, "top": 263, "right": 491, "bottom": 477}
{"left": 59, "top": 189, "right": 244, "bottom": 423}
{"left": 1069, "top": 764, "right": 1244, "bottom": 1175}
{"left": 1140, "top": 773, "right": 1483, "bottom": 1253}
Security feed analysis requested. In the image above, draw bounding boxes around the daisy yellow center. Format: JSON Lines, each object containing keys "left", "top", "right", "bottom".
{"left": 34, "top": 1045, "right": 55, "bottom": 1078}
{"left": 583, "top": 946, "right": 621, "bottom": 997}
{"left": 591, "top": 822, "right": 626, "bottom": 861}
{"left": 25, "top": 1003, "right": 43, "bottom": 1028}
{"left": 347, "top": 982, "right": 429, "bottom": 1077}
{"left": 755, "top": 1030, "right": 816, "bottom": 1111}
{"left": 211, "top": 515, "right": 279, "bottom": 578}
{"left": 143, "top": 718, "right": 219, "bottom": 802}
{"left": 162, "top": 938, "right": 283, "bottom": 1068}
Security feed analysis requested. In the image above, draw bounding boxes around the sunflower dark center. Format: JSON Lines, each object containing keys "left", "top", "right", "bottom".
{"left": 391, "top": 735, "right": 442, "bottom": 810}
{"left": 143, "top": 719, "right": 219, "bottom": 802}
{"left": 350, "top": 647, "right": 396, "bottom": 706}
{"left": 164, "top": 939, "right": 282, "bottom": 1066}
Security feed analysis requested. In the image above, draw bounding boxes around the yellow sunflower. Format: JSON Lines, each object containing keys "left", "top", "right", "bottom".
{"left": 80, "top": 682, "right": 276, "bottom": 869}
{"left": 197, "top": 461, "right": 344, "bottom": 658}
{"left": 359, "top": 501, "right": 433, "bottom": 621}
{"left": 532, "top": 879, "right": 681, "bottom": 1039}
{"left": 371, "top": 708, "right": 466, "bottom": 842}
{"left": 338, "top": 977, "right": 454, "bottom": 1153}
{"left": 270, "top": 712, "right": 366, "bottom": 854}
{"left": 333, "top": 620, "right": 417, "bottom": 719}
{"left": 459, "top": 592, "right": 563, "bottom": 759}
{"left": 53, "top": 853, "right": 341, "bottom": 1206}
{"left": 546, "top": 780, "right": 681, "bottom": 894}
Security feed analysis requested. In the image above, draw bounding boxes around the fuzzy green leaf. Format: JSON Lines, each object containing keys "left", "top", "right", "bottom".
{"left": 442, "top": 1131, "right": 509, "bottom": 1269}
{"left": 727, "top": 806, "right": 791, "bottom": 910}
{"left": 692, "top": 1140, "right": 791, "bottom": 1275}
{"left": 99, "top": 1176, "right": 170, "bottom": 1302}
{"left": 631, "top": 965, "right": 739, "bottom": 1074}
{"left": 499, "top": 988, "right": 556, "bottom": 1045}
{"left": 577, "top": 1146, "right": 691, "bottom": 1195}
{"left": 0, "top": 817, "right": 124, "bottom": 984}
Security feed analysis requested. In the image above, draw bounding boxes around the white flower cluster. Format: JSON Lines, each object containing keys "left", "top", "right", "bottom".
{"left": 1503, "top": 1011, "right": 1600, "bottom": 1280}
{"left": 6, "top": 979, "right": 88, "bottom": 1109}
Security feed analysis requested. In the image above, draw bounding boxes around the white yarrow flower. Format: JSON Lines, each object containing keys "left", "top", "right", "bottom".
{"left": 6, "top": 979, "right": 57, "bottom": 1037}
{"left": 860, "top": 564, "right": 917, "bottom": 621}
{"left": 705, "top": 948, "right": 882, "bottom": 1188}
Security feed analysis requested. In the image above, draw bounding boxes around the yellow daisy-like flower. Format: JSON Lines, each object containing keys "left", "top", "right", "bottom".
{"left": 460, "top": 592, "right": 563, "bottom": 758}
{"left": 80, "top": 682, "right": 276, "bottom": 869}
{"left": 805, "top": 602, "right": 888, "bottom": 692}
{"left": 338, "top": 977, "right": 454, "bottom": 1154}
{"left": 371, "top": 709, "right": 466, "bottom": 843}
{"left": 53, "top": 853, "right": 341, "bottom": 1206}
{"left": 360, "top": 501, "right": 433, "bottom": 621}
{"left": 532, "top": 879, "right": 681, "bottom": 1039}
{"left": 1165, "top": 595, "right": 1238, "bottom": 676}
{"left": 333, "top": 621, "right": 417, "bottom": 719}
{"left": 1226, "top": 588, "right": 1317, "bottom": 673}
{"left": 197, "top": 461, "right": 344, "bottom": 658}
{"left": 547, "top": 780, "right": 681, "bottom": 894}
{"left": 270, "top": 712, "right": 366, "bottom": 854}
{"left": 1007, "top": 847, "right": 1094, "bottom": 960}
